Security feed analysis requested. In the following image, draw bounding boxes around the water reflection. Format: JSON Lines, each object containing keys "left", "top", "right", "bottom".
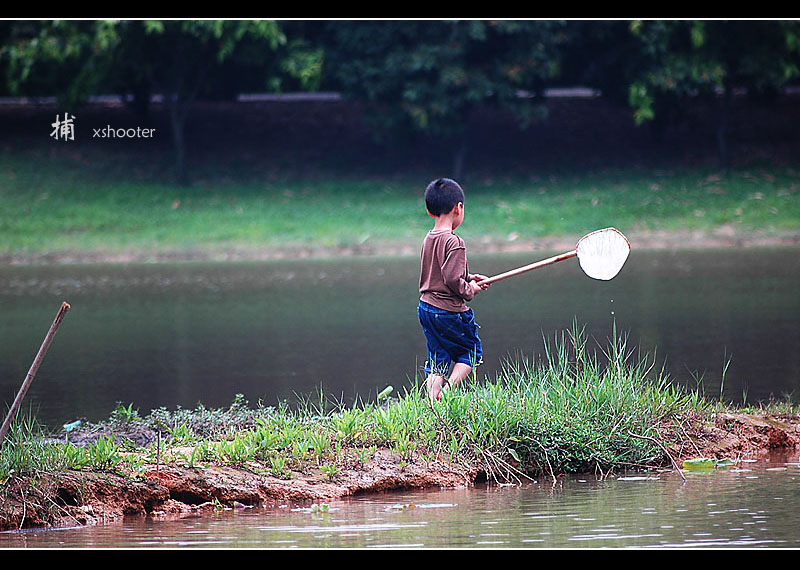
{"left": 0, "top": 247, "right": 799, "bottom": 427}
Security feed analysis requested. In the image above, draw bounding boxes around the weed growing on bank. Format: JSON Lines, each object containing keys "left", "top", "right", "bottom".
{"left": 1, "top": 325, "right": 728, "bottom": 487}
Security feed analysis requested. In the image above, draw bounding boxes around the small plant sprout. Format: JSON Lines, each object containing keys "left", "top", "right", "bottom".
{"left": 355, "top": 446, "right": 377, "bottom": 467}
{"left": 320, "top": 463, "right": 339, "bottom": 481}
{"left": 111, "top": 402, "right": 140, "bottom": 424}
{"left": 270, "top": 455, "right": 290, "bottom": 479}
{"left": 307, "top": 431, "right": 330, "bottom": 462}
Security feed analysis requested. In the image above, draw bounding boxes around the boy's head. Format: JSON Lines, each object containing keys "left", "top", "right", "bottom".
{"left": 425, "top": 178, "right": 465, "bottom": 217}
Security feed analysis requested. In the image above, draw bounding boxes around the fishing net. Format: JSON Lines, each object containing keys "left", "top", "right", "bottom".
{"left": 575, "top": 227, "right": 630, "bottom": 280}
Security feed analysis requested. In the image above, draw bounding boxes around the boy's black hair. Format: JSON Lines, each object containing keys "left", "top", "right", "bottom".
{"left": 424, "top": 178, "right": 465, "bottom": 216}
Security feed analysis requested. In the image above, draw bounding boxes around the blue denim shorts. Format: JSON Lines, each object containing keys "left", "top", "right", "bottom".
{"left": 418, "top": 300, "right": 483, "bottom": 376}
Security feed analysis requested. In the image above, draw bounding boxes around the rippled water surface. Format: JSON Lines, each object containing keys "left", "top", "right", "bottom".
{"left": 2, "top": 451, "right": 798, "bottom": 548}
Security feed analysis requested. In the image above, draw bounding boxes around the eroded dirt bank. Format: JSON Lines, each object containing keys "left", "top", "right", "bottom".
{"left": 2, "top": 410, "right": 798, "bottom": 532}
{"left": 0, "top": 448, "right": 474, "bottom": 531}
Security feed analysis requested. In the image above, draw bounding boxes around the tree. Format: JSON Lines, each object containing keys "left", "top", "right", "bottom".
{"left": 627, "top": 20, "right": 800, "bottom": 171}
{"left": 127, "top": 20, "right": 288, "bottom": 185}
{"left": 557, "top": 20, "right": 644, "bottom": 105}
{"left": 1, "top": 20, "right": 120, "bottom": 103}
{"left": 321, "top": 20, "right": 568, "bottom": 179}
{"left": 1, "top": 20, "right": 320, "bottom": 185}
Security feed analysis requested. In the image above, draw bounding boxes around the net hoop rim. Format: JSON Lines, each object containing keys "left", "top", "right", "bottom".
{"left": 575, "top": 227, "right": 631, "bottom": 280}
{"left": 575, "top": 227, "right": 630, "bottom": 250}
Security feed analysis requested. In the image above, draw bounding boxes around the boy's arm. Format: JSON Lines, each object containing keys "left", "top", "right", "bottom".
{"left": 441, "top": 246, "right": 479, "bottom": 300}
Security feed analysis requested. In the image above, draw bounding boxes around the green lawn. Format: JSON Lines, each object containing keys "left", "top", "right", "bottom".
{"left": 2, "top": 147, "right": 799, "bottom": 261}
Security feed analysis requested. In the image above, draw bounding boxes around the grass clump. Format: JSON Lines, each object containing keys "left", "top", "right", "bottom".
{"left": 0, "top": 413, "right": 73, "bottom": 484}
{"left": 2, "top": 326, "right": 718, "bottom": 489}
{"left": 421, "top": 324, "right": 704, "bottom": 481}
{"left": 0, "top": 415, "right": 149, "bottom": 483}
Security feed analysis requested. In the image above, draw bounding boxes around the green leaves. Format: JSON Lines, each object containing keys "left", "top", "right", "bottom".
{"left": 628, "top": 82, "right": 654, "bottom": 126}
{"left": 325, "top": 20, "right": 566, "bottom": 143}
{"left": 377, "top": 386, "right": 394, "bottom": 401}
{"left": 627, "top": 20, "right": 800, "bottom": 123}
{"left": 2, "top": 20, "right": 120, "bottom": 106}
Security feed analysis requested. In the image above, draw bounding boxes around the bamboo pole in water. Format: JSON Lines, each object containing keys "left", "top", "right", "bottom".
{"left": 0, "top": 302, "right": 71, "bottom": 441}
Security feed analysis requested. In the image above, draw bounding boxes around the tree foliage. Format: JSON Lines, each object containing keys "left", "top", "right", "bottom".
{"left": 629, "top": 20, "right": 800, "bottom": 119}
{"left": 1, "top": 20, "right": 121, "bottom": 104}
{"left": 2, "top": 20, "right": 799, "bottom": 178}
{"left": 626, "top": 20, "right": 800, "bottom": 168}
{"left": 0, "top": 20, "right": 319, "bottom": 185}
{"left": 119, "top": 20, "right": 289, "bottom": 184}
{"left": 321, "top": 20, "right": 568, "bottom": 177}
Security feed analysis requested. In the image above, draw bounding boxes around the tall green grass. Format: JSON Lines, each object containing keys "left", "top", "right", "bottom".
{"left": 0, "top": 326, "right": 723, "bottom": 488}
{"left": 0, "top": 410, "right": 138, "bottom": 484}
{"left": 460, "top": 324, "right": 705, "bottom": 478}
{"left": 0, "top": 411, "right": 86, "bottom": 483}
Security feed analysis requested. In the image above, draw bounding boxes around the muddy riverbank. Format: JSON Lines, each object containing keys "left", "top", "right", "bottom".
{"left": 2, "top": 409, "right": 797, "bottom": 532}
{"left": 3, "top": 229, "right": 800, "bottom": 267}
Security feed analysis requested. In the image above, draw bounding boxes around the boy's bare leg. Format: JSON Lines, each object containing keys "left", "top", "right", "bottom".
{"left": 426, "top": 373, "right": 447, "bottom": 404}
{"left": 427, "top": 363, "right": 475, "bottom": 402}
{"left": 441, "top": 363, "right": 472, "bottom": 397}
{"left": 429, "top": 363, "right": 473, "bottom": 401}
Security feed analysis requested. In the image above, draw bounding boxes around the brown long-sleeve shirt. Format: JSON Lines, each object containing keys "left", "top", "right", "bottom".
{"left": 419, "top": 229, "right": 474, "bottom": 312}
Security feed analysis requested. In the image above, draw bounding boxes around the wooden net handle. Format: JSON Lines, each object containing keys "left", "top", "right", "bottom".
{"left": 480, "top": 250, "right": 577, "bottom": 286}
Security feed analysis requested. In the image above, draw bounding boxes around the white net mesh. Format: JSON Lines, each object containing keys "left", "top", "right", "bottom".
{"left": 575, "top": 228, "right": 630, "bottom": 280}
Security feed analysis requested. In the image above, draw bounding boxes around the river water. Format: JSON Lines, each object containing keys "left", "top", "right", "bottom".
{"left": 1, "top": 247, "right": 798, "bottom": 427}
{"left": 1, "top": 247, "right": 799, "bottom": 547}
{"left": 2, "top": 450, "right": 799, "bottom": 548}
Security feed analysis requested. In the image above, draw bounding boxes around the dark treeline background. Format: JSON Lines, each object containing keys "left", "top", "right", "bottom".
{"left": 2, "top": 20, "right": 799, "bottom": 183}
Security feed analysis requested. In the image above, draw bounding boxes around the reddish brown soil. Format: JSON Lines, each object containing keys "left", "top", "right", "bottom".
{"left": 1, "top": 411, "right": 797, "bottom": 531}
{"left": 0, "top": 448, "right": 474, "bottom": 531}
{"left": 667, "top": 411, "right": 800, "bottom": 462}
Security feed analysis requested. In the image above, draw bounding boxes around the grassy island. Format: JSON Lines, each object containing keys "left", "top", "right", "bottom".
{"left": 2, "top": 327, "right": 797, "bottom": 531}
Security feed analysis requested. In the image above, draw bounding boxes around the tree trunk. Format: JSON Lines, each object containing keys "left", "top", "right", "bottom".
{"left": 452, "top": 137, "right": 469, "bottom": 181}
{"left": 716, "top": 78, "right": 733, "bottom": 173}
{"left": 126, "top": 80, "right": 151, "bottom": 120}
{"left": 164, "top": 54, "right": 213, "bottom": 187}
{"left": 168, "top": 94, "right": 189, "bottom": 187}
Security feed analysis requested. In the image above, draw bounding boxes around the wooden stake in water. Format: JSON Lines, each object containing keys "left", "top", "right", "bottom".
{"left": 0, "top": 302, "right": 71, "bottom": 441}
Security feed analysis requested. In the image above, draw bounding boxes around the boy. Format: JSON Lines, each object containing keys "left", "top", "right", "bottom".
{"left": 418, "top": 178, "right": 490, "bottom": 403}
